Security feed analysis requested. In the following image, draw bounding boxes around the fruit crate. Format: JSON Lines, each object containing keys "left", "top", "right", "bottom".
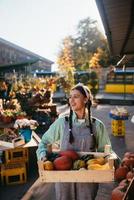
{"left": 0, "top": 136, "right": 25, "bottom": 149}
{"left": 1, "top": 163, "right": 27, "bottom": 185}
{"left": 38, "top": 152, "right": 115, "bottom": 183}
{"left": 111, "top": 120, "right": 125, "bottom": 136}
{"left": 4, "top": 147, "right": 29, "bottom": 164}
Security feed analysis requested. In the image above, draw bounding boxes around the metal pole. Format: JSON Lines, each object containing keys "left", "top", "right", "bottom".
{"left": 123, "top": 64, "right": 126, "bottom": 100}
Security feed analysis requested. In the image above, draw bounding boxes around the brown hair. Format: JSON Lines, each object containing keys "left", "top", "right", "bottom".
{"left": 68, "top": 84, "right": 96, "bottom": 150}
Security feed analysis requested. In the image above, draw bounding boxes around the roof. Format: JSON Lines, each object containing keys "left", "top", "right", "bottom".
{"left": 0, "top": 37, "right": 54, "bottom": 64}
{"left": 35, "top": 71, "right": 57, "bottom": 76}
{"left": 95, "top": 0, "right": 134, "bottom": 58}
{"left": 115, "top": 69, "right": 134, "bottom": 74}
{"left": 0, "top": 59, "right": 39, "bottom": 70}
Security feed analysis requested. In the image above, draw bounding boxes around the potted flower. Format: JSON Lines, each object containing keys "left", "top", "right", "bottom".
{"left": 14, "top": 118, "right": 39, "bottom": 142}
{"left": 1, "top": 109, "right": 14, "bottom": 123}
{"left": 15, "top": 111, "right": 27, "bottom": 119}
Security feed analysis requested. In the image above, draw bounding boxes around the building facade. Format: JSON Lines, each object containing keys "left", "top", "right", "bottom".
{"left": 0, "top": 37, "right": 54, "bottom": 79}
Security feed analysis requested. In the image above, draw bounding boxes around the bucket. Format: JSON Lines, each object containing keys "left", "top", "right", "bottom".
{"left": 19, "top": 129, "right": 32, "bottom": 142}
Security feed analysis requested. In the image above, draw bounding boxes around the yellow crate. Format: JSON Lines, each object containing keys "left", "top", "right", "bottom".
{"left": 4, "top": 147, "right": 29, "bottom": 164}
{"left": 1, "top": 163, "right": 27, "bottom": 185}
{"left": 111, "top": 120, "right": 125, "bottom": 126}
{"left": 111, "top": 120, "right": 125, "bottom": 136}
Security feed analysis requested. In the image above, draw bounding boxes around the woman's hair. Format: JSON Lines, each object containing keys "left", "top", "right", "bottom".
{"left": 68, "top": 83, "right": 96, "bottom": 150}
{"left": 72, "top": 83, "right": 92, "bottom": 100}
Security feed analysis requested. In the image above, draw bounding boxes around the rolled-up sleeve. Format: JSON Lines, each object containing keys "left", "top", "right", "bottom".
{"left": 95, "top": 119, "right": 112, "bottom": 152}
{"left": 36, "top": 117, "right": 64, "bottom": 160}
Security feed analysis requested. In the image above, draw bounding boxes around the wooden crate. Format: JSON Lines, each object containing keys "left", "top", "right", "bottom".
{"left": 0, "top": 137, "right": 25, "bottom": 149}
{"left": 38, "top": 152, "right": 115, "bottom": 183}
{"left": 4, "top": 147, "right": 29, "bottom": 164}
{"left": 1, "top": 163, "right": 27, "bottom": 185}
{"left": 12, "top": 136, "right": 25, "bottom": 148}
{"left": 0, "top": 140, "right": 13, "bottom": 149}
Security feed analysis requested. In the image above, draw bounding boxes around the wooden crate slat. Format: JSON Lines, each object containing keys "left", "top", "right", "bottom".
{"left": 38, "top": 169, "right": 114, "bottom": 183}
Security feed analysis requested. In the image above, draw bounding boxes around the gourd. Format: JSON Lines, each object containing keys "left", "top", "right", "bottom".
{"left": 111, "top": 186, "right": 125, "bottom": 200}
{"left": 59, "top": 150, "right": 79, "bottom": 161}
{"left": 54, "top": 156, "right": 73, "bottom": 170}
{"left": 114, "top": 166, "right": 129, "bottom": 182}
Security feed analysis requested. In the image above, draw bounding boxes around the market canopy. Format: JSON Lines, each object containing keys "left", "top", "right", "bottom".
{"left": 0, "top": 59, "right": 39, "bottom": 70}
{"left": 95, "top": 0, "right": 134, "bottom": 59}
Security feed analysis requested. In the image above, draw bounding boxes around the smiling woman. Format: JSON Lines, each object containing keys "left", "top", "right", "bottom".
{"left": 69, "top": 84, "right": 92, "bottom": 119}
{"left": 36, "top": 83, "right": 113, "bottom": 200}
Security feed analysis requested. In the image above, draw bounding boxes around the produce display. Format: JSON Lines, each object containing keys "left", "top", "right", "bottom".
{"left": 0, "top": 128, "right": 18, "bottom": 142}
{"left": 42, "top": 150, "right": 111, "bottom": 171}
{"left": 14, "top": 119, "right": 39, "bottom": 130}
{"left": 112, "top": 152, "right": 134, "bottom": 200}
{"left": 0, "top": 99, "right": 25, "bottom": 123}
{"left": 109, "top": 107, "right": 129, "bottom": 120}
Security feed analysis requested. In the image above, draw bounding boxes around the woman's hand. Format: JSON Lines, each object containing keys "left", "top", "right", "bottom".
{"left": 41, "top": 156, "right": 47, "bottom": 162}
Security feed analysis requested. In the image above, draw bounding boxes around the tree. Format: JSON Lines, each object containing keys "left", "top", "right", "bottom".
{"left": 89, "top": 47, "right": 109, "bottom": 87}
{"left": 57, "top": 36, "right": 75, "bottom": 94}
{"left": 76, "top": 18, "right": 105, "bottom": 52}
{"left": 89, "top": 71, "right": 99, "bottom": 99}
{"left": 56, "top": 17, "right": 109, "bottom": 95}
{"left": 72, "top": 17, "right": 108, "bottom": 70}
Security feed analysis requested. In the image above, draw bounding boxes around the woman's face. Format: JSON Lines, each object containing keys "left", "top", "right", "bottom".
{"left": 69, "top": 89, "right": 87, "bottom": 112}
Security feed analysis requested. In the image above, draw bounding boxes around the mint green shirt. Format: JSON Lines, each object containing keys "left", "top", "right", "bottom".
{"left": 36, "top": 112, "right": 111, "bottom": 160}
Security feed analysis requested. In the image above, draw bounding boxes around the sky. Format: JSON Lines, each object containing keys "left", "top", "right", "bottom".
{"left": 0, "top": 0, "right": 105, "bottom": 70}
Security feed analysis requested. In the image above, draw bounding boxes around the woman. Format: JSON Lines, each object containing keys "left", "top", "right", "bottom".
{"left": 36, "top": 83, "right": 112, "bottom": 200}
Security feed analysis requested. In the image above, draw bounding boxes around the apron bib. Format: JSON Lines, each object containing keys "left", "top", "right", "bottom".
{"left": 55, "top": 117, "right": 98, "bottom": 200}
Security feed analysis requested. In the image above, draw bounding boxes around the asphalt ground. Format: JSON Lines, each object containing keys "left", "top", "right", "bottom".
{"left": 91, "top": 104, "right": 134, "bottom": 200}
{"left": 0, "top": 104, "right": 134, "bottom": 200}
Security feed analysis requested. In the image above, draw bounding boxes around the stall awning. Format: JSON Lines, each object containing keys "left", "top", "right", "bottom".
{"left": 95, "top": 0, "right": 134, "bottom": 57}
{"left": 0, "top": 59, "right": 39, "bottom": 70}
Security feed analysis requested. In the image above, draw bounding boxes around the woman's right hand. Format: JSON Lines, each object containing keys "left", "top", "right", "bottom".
{"left": 41, "top": 156, "right": 47, "bottom": 162}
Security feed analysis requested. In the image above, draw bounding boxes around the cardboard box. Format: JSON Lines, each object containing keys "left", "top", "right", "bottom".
{"left": 38, "top": 152, "right": 115, "bottom": 183}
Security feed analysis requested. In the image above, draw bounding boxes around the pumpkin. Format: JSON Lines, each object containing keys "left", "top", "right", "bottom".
{"left": 122, "top": 157, "right": 134, "bottom": 169}
{"left": 119, "top": 179, "right": 129, "bottom": 188}
{"left": 124, "top": 152, "right": 131, "bottom": 158}
{"left": 126, "top": 171, "right": 134, "bottom": 180}
{"left": 54, "top": 156, "right": 73, "bottom": 170}
{"left": 111, "top": 186, "right": 125, "bottom": 200}
{"left": 114, "top": 166, "right": 129, "bottom": 182}
{"left": 59, "top": 150, "right": 79, "bottom": 161}
{"left": 43, "top": 160, "right": 54, "bottom": 170}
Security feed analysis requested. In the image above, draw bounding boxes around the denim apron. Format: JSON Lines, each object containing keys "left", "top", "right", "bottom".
{"left": 55, "top": 118, "right": 99, "bottom": 200}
